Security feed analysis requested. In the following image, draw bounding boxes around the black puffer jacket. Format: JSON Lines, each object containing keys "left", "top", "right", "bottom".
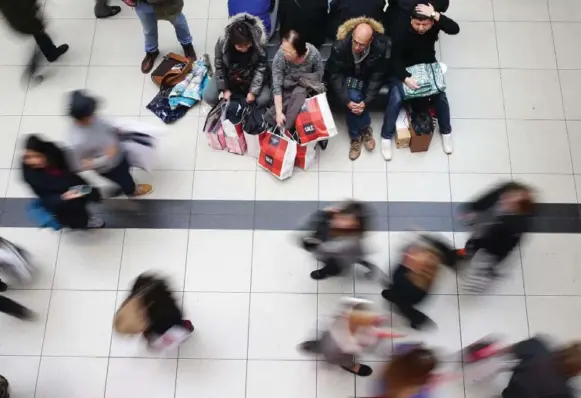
{"left": 214, "top": 13, "right": 268, "bottom": 96}
{"left": 0, "top": 0, "right": 44, "bottom": 35}
{"left": 326, "top": 17, "right": 391, "bottom": 105}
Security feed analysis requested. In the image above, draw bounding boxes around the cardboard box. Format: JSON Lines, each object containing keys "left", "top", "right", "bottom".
{"left": 395, "top": 109, "right": 411, "bottom": 148}
{"left": 408, "top": 110, "right": 433, "bottom": 153}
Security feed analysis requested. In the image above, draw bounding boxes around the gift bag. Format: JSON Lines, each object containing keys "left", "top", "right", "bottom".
{"left": 258, "top": 128, "right": 297, "bottom": 180}
{"left": 203, "top": 100, "right": 226, "bottom": 150}
{"left": 295, "top": 93, "right": 338, "bottom": 144}
{"left": 222, "top": 116, "right": 247, "bottom": 155}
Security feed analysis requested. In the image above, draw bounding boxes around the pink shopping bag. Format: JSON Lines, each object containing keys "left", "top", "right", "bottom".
{"left": 203, "top": 100, "right": 226, "bottom": 150}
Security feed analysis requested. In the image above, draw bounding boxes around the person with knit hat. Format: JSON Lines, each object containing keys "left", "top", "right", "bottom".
{"left": 67, "top": 90, "right": 153, "bottom": 198}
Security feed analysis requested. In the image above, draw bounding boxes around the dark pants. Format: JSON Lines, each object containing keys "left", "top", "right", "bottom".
{"left": 0, "top": 295, "right": 31, "bottom": 319}
{"left": 380, "top": 79, "right": 452, "bottom": 139}
{"left": 33, "top": 32, "right": 59, "bottom": 61}
{"left": 382, "top": 285, "right": 431, "bottom": 329}
{"left": 100, "top": 157, "right": 136, "bottom": 196}
{"left": 46, "top": 189, "right": 101, "bottom": 229}
{"left": 316, "top": 257, "right": 378, "bottom": 278}
{"left": 346, "top": 89, "right": 372, "bottom": 139}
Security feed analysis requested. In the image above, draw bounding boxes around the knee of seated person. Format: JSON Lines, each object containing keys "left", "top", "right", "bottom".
{"left": 203, "top": 90, "right": 220, "bottom": 107}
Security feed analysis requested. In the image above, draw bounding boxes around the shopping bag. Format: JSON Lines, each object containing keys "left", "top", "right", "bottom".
{"left": 203, "top": 100, "right": 226, "bottom": 150}
{"left": 244, "top": 131, "right": 267, "bottom": 158}
{"left": 243, "top": 104, "right": 268, "bottom": 158}
{"left": 258, "top": 128, "right": 297, "bottom": 180}
{"left": 222, "top": 117, "right": 247, "bottom": 155}
{"left": 295, "top": 93, "right": 338, "bottom": 144}
{"left": 149, "top": 325, "right": 193, "bottom": 351}
{"left": 112, "top": 119, "right": 163, "bottom": 172}
{"left": 284, "top": 130, "right": 317, "bottom": 170}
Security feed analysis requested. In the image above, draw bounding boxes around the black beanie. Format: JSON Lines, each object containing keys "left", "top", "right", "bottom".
{"left": 68, "top": 90, "right": 97, "bottom": 120}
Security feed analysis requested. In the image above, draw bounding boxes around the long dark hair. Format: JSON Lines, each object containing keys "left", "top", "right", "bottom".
{"left": 282, "top": 29, "right": 308, "bottom": 57}
{"left": 23, "top": 134, "right": 70, "bottom": 171}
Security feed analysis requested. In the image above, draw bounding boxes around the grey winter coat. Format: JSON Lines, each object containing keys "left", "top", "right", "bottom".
{"left": 214, "top": 13, "right": 268, "bottom": 96}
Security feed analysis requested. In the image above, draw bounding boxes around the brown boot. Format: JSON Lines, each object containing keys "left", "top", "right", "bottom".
{"left": 349, "top": 138, "right": 362, "bottom": 161}
{"left": 132, "top": 184, "right": 153, "bottom": 197}
{"left": 141, "top": 50, "right": 159, "bottom": 74}
{"left": 361, "top": 126, "right": 376, "bottom": 151}
{"left": 182, "top": 43, "right": 196, "bottom": 60}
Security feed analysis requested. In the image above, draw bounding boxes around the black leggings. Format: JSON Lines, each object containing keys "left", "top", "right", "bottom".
{"left": 0, "top": 295, "right": 30, "bottom": 319}
{"left": 383, "top": 284, "right": 431, "bottom": 329}
{"left": 100, "top": 156, "right": 136, "bottom": 196}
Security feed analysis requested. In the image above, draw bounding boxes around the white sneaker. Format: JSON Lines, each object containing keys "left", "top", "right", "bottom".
{"left": 381, "top": 139, "right": 392, "bottom": 161}
{"left": 442, "top": 134, "right": 453, "bottom": 154}
{"left": 87, "top": 216, "right": 105, "bottom": 229}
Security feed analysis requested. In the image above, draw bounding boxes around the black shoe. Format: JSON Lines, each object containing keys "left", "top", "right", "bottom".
{"left": 310, "top": 269, "right": 329, "bottom": 280}
{"left": 298, "top": 340, "right": 320, "bottom": 353}
{"left": 96, "top": 5, "right": 121, "bottom": 18}
{"left": 46, "top": 44, "right": 69, "bottom": 63}
{"left": 0, "top": 280, "right": 7, "bottom": 292}
{"left": 341, "top": 364, "right": 373, "bottom": 377}
{"left": 182, "top": 43, "right": 196, "bottom": 60}
{"left": 141, "top": 50, "right": 160, "bottom": 74}
{"left": 381, "top": 289, "right": 393, "bottom": 301}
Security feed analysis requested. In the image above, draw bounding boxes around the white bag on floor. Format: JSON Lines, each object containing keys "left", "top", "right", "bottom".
{"left": 111, "top": 119, "right": 166, "bottom": 172}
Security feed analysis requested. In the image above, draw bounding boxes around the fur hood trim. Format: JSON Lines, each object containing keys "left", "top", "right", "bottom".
{"left": 336, "top": 17, "right": 385, "bottom": 41}
{"left": 222, "top": 13, "right": 267, "bottom": 53}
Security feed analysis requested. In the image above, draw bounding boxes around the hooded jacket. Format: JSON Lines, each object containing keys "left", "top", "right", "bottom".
{"left": 325, "top": 17, "right": 391, "bottom": 105}
{"left": 214, "top": 13, "right": 268, "bottom": 96}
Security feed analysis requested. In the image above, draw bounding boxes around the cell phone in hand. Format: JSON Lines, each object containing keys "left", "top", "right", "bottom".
{"left": 70, "top": 185, "right": 92, "bottom": 196}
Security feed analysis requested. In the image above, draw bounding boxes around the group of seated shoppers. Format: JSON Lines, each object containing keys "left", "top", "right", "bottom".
{"left": 205, "top": 0, "right": 459, "bottom": 161}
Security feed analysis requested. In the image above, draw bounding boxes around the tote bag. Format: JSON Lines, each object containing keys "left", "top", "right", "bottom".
{"left": 258, "top": 128, "right": 297, "bottom": 180}
{"left": 403, "top": 62, "right": 446, "bottom": 100}
{"left": 284, "top": 130, "right": 317, "bottom": 170}
{"left": 203, "top": 100, "right": 227, "bottom": 150}
{"left": 295, "top": 93, "right": 338, "bottom": 144}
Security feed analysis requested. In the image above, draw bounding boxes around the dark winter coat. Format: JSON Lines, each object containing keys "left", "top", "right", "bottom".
{"left": 138, "top": 0, "right": 184, "bottom": 21}
{"left": 278, "top": 0, "right": 329, "bottom": 48}
{"left": 214, "top": 13, "right": 268, "bottom": 96}
{"left": 0, "top": 0, "right": 44, "bottom": 35}
{"left": 326, "top": 17, "right": 390, "bottom": 105}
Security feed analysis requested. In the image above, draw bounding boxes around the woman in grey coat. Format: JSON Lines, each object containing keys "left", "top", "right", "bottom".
{"left": 204, "top": 13, "right": 271, "bottom": 107}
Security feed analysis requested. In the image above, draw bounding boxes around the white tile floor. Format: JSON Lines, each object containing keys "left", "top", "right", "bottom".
{"left": 2, "top": 0, "right": 581, "bottom": 397}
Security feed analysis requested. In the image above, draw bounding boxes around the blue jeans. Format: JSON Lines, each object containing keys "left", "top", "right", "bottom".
{"left": 346, "top": 89, "right": 371, "bottom": 139}
{"left": 380, "top": 79, "right": 452, "bottom": 139}
{"left": 135, "top": 2, "right": 192, "bottom": 53}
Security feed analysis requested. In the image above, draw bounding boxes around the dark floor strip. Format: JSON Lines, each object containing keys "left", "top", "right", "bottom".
{"left": 1, "top": 198, "right": 580, "bottom": 233}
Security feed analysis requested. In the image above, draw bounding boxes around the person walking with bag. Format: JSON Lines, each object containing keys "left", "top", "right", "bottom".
{"left": 203, "top": 13, "right": 271, "bottom": 108}
{"left": 133, "top": 0, "right": 196, "bottom": 74}
{"left": 67, "top": 90, "right": 153, "bottom": 198}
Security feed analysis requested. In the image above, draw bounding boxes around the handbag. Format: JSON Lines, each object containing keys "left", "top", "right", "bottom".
{"left": 146, "top": 86, "right": 190, "bottom": 124}
{"left": 203, "top": 99, "right": 227, "bottom": 150}
{"left": 151, "top": 53, "right": 193, "bottom": 88}
{"left": 403, "top": 62, "right": 446, "bottom": 100}
{"left": 258, "top": 127, "right": 297, "bottom": 180}
{"left": 295, "top": 93, "right": 338, "bottom": 144}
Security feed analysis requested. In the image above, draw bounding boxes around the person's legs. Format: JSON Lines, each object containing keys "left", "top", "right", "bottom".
{"left": 310, "top": 258, "right": 343, "bottom": 280}
{"left": 346, "top": 88, "right": 373, "bottom": 160}
{"left": 0, "top": 295, "right": 33, "bottom": 320}
{"left": 380, "top": 80, "right": 405, "bottom": 160}
{"left": 255, "top": 84, "right": 273, "bottom": 107}
{"left": 32, "top": 32, "right": 68, "bottom": 62}
{"left": 202, "top": 76, "right": 222, "bottom": 107}
{"left": 169, "top": 13, "right": 195, "bottom": 58}
{"left": 94, "top": 0, "right": 121, "bottom": 18}
{"left": 100, "top": 157, "right": 137, "bottom": 196}
{"left": 381, "top": 288, "right": 432, "bottom": 330}
{"left": 135, "top": 2, "right": 160, "bottom": 73}
{"left": 433, "top": 91, "right": 453, "bottom": 154}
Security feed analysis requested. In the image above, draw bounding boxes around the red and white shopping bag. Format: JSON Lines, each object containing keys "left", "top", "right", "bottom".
{"left": 244, "top": 131, "right": 267, "bottom": 158}
{"left": 222, "top": 118, "right": 247, "bottom": 155}
{"left": 203, "top": 100, "right": 226, "bottom": 150}
{"left": 284, "top": 130, "right": 317, "bottom": 170}
{"left": 295, "top": 93, "right": 338, "bottom": 144}
{"left": 258, "top": 129, "right": 297, "bottom": 180}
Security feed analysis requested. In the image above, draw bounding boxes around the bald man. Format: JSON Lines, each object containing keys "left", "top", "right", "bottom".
{"left": 325, "top": 17, "right": 390, "bottom": 161}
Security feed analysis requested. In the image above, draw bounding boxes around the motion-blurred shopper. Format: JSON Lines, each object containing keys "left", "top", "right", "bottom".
{"left": 300, "top": 297, "right": 401, "bottom": 377}
{"left": 67, "top": 90, "right": 153, "bottom": 198}
{"left": 301, "top": 200, "right": 377, "bottom": 280}
{"left": 22, "top": 135, "right": 104, "bottom": 229}
{"left": 456, "top": 182, "right": 535, "bottom": 293}
{"left": 115, "top": 273, "right": 194, "bottom": 350}
{"left": 381, "top": 235, "right": 456, "bottom": 330}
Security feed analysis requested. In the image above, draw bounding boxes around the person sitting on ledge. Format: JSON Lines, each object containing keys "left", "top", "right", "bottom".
{"left": 380, "top": 2, "right": 459, "bottom": 160}
{"left": 325, "top": 17, "right": 390, "bottom": 160}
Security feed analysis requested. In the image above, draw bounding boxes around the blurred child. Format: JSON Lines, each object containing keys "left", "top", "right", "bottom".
{"left": 301, "top": 200, "right": 376, "bottom": 280}
{"left": 381, "top": 235, "right": 457, "bottom": 330}
{"left": 456, "top": 182, "right": 535, "bottom": 293}
{"left": 115, "top": 273, "right": 193, "bottom": 350}
{"left": 299, "top": 297, "right": 402, "bottom": 377}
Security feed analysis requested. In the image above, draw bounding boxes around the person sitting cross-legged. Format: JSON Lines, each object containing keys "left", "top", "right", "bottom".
{"left": 326, "top": 17, "right": 390, "bottom": 160}
{"left": 380, "top": 2, "right": 459, "bottom": 161}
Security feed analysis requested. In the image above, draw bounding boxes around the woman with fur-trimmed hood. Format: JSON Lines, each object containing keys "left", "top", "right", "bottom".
{"left": 203, "top": 13, "right": 271, "bottom": 107}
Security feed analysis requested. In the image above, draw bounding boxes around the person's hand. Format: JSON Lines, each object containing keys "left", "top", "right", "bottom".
{"left": 347, "top": 101, "right": 359, "bottom": 113}
{"left": 81, "top": 159, "right": 93, "bottom": 171}
{"left": 276, "top": 112, "right": 286, "bottom": 127}
{"left": 404, "top": 77, "right": 420, "bottom": 90}
{"left": 223, "top": 90, "right": 232, "bottom": 101}
{"left": 246, "top": 92, "right": 256, "bottom": 103}
{"left": 61, "top": 189, "right": 82, "bottom": 200}
{"left": 415, "top": 3, "right": 435, "bottom": 17}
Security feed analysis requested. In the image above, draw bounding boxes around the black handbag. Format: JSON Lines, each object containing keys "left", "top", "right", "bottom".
{"left": 242, "top": 104, "right": 267, "bottom": 135}
{"left": 146, "top": 87, "right": 189, "bottom": 124}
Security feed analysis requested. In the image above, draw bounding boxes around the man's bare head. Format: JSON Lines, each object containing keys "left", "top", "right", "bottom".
{"left": 352, "top": 23, "right": 374, "bottom": 54}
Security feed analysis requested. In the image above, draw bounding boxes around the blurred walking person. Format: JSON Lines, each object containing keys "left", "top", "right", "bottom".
{"left": 67, "top": 90, "right": 153, "bottom": 198}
